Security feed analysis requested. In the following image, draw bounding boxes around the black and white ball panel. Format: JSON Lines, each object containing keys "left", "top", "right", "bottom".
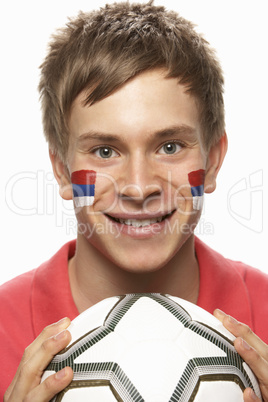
{"left": 42, "top": 293, "right": 261, "bottom": 401}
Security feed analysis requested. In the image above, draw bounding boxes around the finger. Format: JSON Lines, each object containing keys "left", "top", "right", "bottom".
{"left": 5, "top": 317, "right": 71, "bottom": 398}
{"left": 235, "top": 337, "right": 268, "bottom": 399}
{"left": 214, "top": 309, "right": 268, "bottom": 360}
{"left": 243, "top": 387, "right": 262, "bottom": 401}
{"left": 24, "top": 317, "right": 72, "bottom": 362}
{"left": 24, "top": 367, "right": 73, "bottom": 402}
{"left": 7, "top": 326, "right": 72, "bottom": 400}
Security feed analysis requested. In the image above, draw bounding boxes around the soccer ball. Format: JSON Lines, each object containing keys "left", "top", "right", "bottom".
{"left": 42, "top": 293, "right": 261, "bottom": 401}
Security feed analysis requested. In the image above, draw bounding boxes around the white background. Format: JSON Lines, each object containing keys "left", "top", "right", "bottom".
{"left": 1, "top": 0, "right": 267, "bottom": 285}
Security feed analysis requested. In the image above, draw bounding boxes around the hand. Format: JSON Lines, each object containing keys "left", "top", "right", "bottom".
{"left": 4, "top": 317, "right": 73, "bottom": 402}
{"left": 214, "top": 309, "right": 268, "bottom": 402}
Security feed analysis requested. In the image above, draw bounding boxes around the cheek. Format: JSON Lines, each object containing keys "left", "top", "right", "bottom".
{"left": 161, "top": 168, "right": 205, "bottom": 212}
{"left": 70, "top": 167, "right": 206, "bottom": 213}
{"left": 71, "top": 170, "right": 97, "bottom": 208}
{"left": 188, "top": 169, "right": 205, "bottom": 210}
{"left": 71, "top": 169, "right": 118, "bottom": 211}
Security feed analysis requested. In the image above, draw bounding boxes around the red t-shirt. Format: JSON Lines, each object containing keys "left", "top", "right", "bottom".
{"left": 0, "top": 237, "right": 267, "bottom": 397}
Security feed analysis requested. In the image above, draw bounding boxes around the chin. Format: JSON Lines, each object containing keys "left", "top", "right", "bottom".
{"left": 111, "top": 251, "right": 174, "bottom": 275}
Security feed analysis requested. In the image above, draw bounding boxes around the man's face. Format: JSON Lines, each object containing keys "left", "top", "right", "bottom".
{"left": 65, "top": 69, "right": 208, "bottom": 272}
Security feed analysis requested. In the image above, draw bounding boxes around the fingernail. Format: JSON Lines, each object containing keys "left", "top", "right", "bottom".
{"left": 55, "top": 368, "right": 66, "bottom": 380}
{"left": 215, "top": 309, "right": 226, "bottom": 317}
{"left": 56, "top": 317, "right": 69, "bottom": 325}
{"left": 54, "top": 330, "right": 67, "bottom": 341}
{"left": 241, "top": 338, "right": 251, "bottom": 351}
{"left": 249, "top": 388, "right": 258, "bottom": 400}
{"left": 228, "top": 315, "right": 238, "bottom": 325}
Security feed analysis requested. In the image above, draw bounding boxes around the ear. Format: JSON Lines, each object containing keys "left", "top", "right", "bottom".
{"left": 204, "top": 132, "right": 228, "bottom": 194}
{"left": 49, "top": 150, "right": 73, "bottom": 200}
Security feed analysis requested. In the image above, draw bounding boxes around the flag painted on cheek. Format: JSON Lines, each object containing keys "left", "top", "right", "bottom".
{"left": 188, "top": 169, "right": 205, "bottom": 210}
{"left": 71, "top": 170, "right": 97, "bottom": 208}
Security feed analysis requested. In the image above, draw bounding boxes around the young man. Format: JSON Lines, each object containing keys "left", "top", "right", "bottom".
{"left": 1, "top": 2, "right": 268, "bottom": 401}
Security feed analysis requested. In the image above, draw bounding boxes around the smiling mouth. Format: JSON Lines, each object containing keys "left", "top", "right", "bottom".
{"left": 105, "top": 211, "right": 175, "bottom": 228}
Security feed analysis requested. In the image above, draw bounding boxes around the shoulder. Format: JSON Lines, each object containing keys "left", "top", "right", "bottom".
{"left": 0, "top": 267, "right": 38, "bottom": 344}
{"left": 0, "top": 268, "right": 35, "bottom": 323}
{"left": 231, "top": 259, "right": 268, "bottom": 287}
{"left": 195, "top": 236, "right": 268, "bottom": 342}
{"left": 0, "top": 240, "right": 77, "bottom": 396}
{"left": 0, "top": 240, "right": 77, "bottom": 333}
{"left": 0, "top": 269, "right": 37, "bottom": 395}
{"left": 229, "top": 259, "right": 268, "bottom": 307}
{"left": 195, "top": 235, "right": 268, "bottom": 289}
{"left": 228, "top": 260, "right": 268, "bottom": 342}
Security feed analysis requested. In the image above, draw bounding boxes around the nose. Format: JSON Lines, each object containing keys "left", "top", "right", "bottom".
{"left": 118, "top": 153, "right": 162, "bottom": 202}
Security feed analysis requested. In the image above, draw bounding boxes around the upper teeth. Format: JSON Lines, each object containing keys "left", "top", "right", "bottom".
{"left": 113, "top": 212, "right": 172, "bottom": 227}
{"left": 119, "top": 217, "right": 162, "bottom": 227}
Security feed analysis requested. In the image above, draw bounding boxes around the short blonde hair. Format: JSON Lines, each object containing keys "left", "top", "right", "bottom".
{"left": 39, "top": 1, "right": 225, "bottom": 161}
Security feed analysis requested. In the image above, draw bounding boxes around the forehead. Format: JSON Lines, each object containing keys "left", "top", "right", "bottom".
{"left": 68, "top": 69, "right": 202, "bottom": 141}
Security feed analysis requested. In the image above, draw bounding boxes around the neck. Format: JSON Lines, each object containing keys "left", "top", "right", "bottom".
{"left": 68, "top": 234, "right": 199, "bottom": 313}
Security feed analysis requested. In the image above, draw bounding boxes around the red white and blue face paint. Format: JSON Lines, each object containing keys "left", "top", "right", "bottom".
{"left": 188, "top": 169, "right": 205, "bottom": 210}
{"left": 71, "top": 170, "right": 96, "bottom": 208}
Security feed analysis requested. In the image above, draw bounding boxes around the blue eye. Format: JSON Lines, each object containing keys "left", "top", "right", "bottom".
{"left": 94, "top": 147, "right": 118, "bottom": 158}
{"left": 159, "top": 142, "right": 182, "bottom": 155}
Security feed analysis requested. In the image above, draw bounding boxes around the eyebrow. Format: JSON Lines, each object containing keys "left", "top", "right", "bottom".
{"left": 76, "top": 125, "right": 197, "bottom": 146}
{"left": 77, "top": 131, "right": 121, "bottom": 145}
{"left": 153, "top": 125, "right": 197, "bottom": 140}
